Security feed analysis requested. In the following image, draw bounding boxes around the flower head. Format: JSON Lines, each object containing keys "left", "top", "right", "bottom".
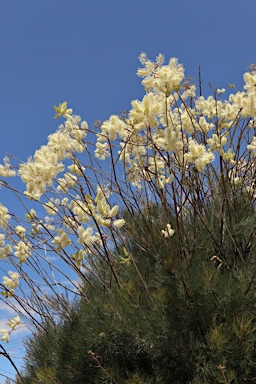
{"left": 161, "top": 223, "right": 175, "bottom": 238}
{"left": 54, "top": 101, "right": 73, "bottom": 119}
{"left": 0, "top": 329, "right": 10, "bottom": 343}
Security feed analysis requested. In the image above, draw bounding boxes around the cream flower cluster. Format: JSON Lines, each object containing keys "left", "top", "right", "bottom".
{"left": 53, "top": 101, "right": 73, "bottom": 119}
{"left": 1, "top": 271, "right": 19, "bottom": 297}
{"left": 49, "top": 186, "right": 126, "bottom": 268}
{"left": 137, "top": 52, "right": 184, "bottom": 94}
{"left": 7, "top": 315, "right": 21, "bottom": 330}
{"left": 161, "top": 223, "right": 175, "bottom": 238}
{"left": 1, "top": 316, "right": 20, "bottom": 343}
{"left": 0, "top": 156, "right": 16, "bottom": 178}
{"left": 184, "top": 139, "right": 215, "bottom": 172}
{"left": 18, "top": 112, "right": 87, "bottom": 200}
{"left": 2, "top": 271, "right": 19, "bottom": 289}
{"left": 94, "top": 54, "right": 256, "bottom": 190}
{"left": 0, "top": 203, "right": 10, "bottom": 229}
{"left": 14, "top": 240, "right": 31, "bottom": 264}
{"left": 52, "top": 228, "right": 72, "bottom": 250}
{"left": 68, "top": 187, "right": 125, "bottom": 231}
{"left": 247, "top": 136, "right": 256, "bottom": 154}
{"left": 0, "top": 233, "right": 12, "bottom": 259}
{"left": 0, "top": 329, "right": 10, "bottom": 343}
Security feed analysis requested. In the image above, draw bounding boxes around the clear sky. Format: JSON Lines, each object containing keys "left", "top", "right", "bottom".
{"left": 1, "top": 0, "right": 256, "bottom": 381}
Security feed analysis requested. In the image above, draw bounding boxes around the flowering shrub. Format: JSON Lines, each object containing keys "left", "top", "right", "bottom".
{"left": 1, "top": 53, "right": 256, "bottom": 382}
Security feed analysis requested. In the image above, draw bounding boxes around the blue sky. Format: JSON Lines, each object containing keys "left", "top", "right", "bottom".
{"left": 1, "top": 0, "right": 256, "bottom": 381}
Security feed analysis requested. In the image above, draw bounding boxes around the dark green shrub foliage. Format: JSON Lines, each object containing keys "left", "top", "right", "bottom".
{"left": 19, "top": 181, "right": 256, "bottom": 383}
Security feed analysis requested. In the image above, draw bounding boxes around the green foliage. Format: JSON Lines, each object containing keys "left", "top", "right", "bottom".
{"left": 18, "top": 181, "right": 256, "bottom": 383}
